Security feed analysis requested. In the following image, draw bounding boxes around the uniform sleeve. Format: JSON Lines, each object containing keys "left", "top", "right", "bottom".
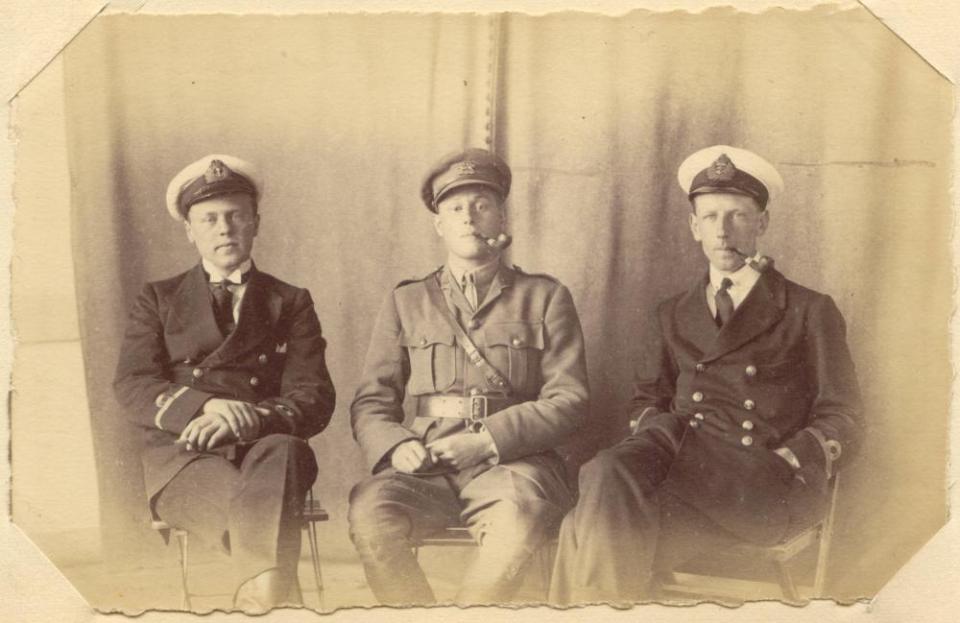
{"left": 350, "top": 291, "right": 418, "bottom": 472}
{"left": 483, "top": 284, "right": 590, "bottom": 462}
{"left": 113, "top": 284, "right": 214, "bottom": 434}
{"left": 782, "top": 294, "right": 864, "bottom": 476}
{"left": 627, "top": 302, "right": 685, "bottom": 443}
{"left": 256, "top": 289, "right": 336, "bottom": 440}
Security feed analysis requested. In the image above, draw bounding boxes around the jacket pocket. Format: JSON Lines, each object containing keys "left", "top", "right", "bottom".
{"left": 401, "top": 324, "right": 457, "bottom": 394}
{"left": 483, "top": 321, "right": 545, "bottom": 393}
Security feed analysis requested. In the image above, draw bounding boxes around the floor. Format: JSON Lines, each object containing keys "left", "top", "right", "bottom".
{"left": 47, "top": 522, "right": 553, "bottom": 614}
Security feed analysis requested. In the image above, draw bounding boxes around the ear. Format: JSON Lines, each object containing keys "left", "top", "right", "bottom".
{"left": 183, "top": 219, "right": 196, "bottom": 244}
{"left": 252, "top": 212, "right": 261, "bottom": 237}
{"left": 432, "top": 212, "right": 444, "bottom": 238}
{"left": 757, "top": 209, "right": 770, "bottom": 237}
{"left": 688, "top": 211, "right": 702, "bottom": 242}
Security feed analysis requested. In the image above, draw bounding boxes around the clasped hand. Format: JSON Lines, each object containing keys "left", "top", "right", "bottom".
{"left": 178, "top": 398, "right": 271, "bottom": 452}
{"left": 391, "top": 432, "right": 496, "bottom": 473}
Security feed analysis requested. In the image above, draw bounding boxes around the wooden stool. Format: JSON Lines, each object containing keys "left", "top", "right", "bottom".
{"left": 657, "top": 474, "right": 842, "bottom": 602}
{"left": 413, "top": 525, "right": 557, "bottom": 599}
{"left": 151, "top": 490, "right": 329, "bottom": 610}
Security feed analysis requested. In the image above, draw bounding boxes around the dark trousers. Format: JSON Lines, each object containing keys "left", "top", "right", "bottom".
{"left": 549, "top": 431, "right": 741, "bottom": 604}
{"left": 348, "top": 459, "right": 572, "bottom": 605}
{"left": 153, "top": 434, "right": 318, "bottom": 593}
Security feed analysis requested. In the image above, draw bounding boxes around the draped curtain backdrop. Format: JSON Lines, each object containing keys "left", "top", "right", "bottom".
{"left": 63, "top": 7, "right": 951, "bottom": 599}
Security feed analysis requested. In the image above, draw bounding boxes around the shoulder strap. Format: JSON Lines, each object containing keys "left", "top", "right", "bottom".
{"left": 423, "top": 274, "right": 512, "bottom": 394}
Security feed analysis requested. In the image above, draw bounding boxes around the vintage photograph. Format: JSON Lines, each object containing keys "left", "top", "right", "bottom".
{"left": 6, "top": 0, "right": 953, "bottom": 617}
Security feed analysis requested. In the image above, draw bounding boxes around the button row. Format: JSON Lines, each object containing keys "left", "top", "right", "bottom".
{"left": 693, "top": 363, "right": 758, "bottom": 377}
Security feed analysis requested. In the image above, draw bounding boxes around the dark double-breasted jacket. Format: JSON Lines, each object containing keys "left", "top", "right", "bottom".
{"left": 632, "top": 267, "right": 863, "bottom": 544}
{"left": 113, "top": 263, "right": 336, "bottom": 506}
{"left": 350, "top": 264, "right": 590, "bottom": 487}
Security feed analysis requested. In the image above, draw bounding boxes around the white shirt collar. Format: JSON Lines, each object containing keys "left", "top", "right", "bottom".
{"left": 203, "top": 258, "right": 252, "bottom": 283}
{"left": 709, "top": 252, "right": 762, "bottom": 291}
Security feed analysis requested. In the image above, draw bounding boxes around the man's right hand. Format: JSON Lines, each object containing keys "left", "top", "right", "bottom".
{"left": 202, "top": 398, "right": 270, "bottom": 441}
{"left": 390, "top": 439, "right": 435, "bottom": 473}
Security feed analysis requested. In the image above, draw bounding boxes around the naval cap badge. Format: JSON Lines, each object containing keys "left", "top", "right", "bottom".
{"left": 706, "top": 153, "right": 737, "bottom": 182}
{"left": 204, "top": 159, "right": 229, "bottom": 183}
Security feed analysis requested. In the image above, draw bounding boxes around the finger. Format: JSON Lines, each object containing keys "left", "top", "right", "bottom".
{"left": 408, "top": 443, "right": 427, "bottom": 464}
{"left": 220, "top": 410, "right": 241, "bottom": 438}
{"left": 255, "top": 407, "right": 273, "bottom": 416}
{"left": 206, "top": 426, "right": 233, "bottom": 450}
{"left": 195, "top": 420, "right": 220, "bottom": 451}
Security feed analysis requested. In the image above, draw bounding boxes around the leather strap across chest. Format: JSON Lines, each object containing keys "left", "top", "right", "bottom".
{"left": 424, "top": 273, "right": 513, "bottom": 394}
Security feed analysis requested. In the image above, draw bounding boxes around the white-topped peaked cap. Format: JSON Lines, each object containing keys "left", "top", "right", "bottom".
{"left": 677, "top": 145, "right": 784, "bottom": 209}
{"left": 165, "top": 154, "right": 263, "bottom": 221}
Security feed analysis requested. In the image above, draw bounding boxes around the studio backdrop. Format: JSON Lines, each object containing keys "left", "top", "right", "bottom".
{"left": 59, "top": 7, "right": 951, "bottom": 599}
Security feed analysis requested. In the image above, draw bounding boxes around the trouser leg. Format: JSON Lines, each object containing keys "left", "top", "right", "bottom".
{"left": 347, "top": 471, "right": 461, "bottom": 605}
{"left": 231, "top": 434, "right": 318, "bottom": 593}
{"left": 153, "top": 454, "right": 238, "bottom": 558}
{"left": 549, "top": 432, "right": 677, "bottom": 605}
{"left": 455, "top": 460, "right": 571, "bottom": 605}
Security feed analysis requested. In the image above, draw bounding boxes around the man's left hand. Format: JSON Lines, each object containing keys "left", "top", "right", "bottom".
{"left": 426, "top": 430, "right": 497, "bottom": 471}
{"left": 178, "top": 413, "right": 238, "bottom": 452}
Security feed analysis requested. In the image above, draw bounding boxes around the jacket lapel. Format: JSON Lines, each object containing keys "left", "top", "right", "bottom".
{"left": 674, "top": 271, "right": 721, "bottom": 356}
{"left": 700, "top": 269, "right": 786, "bottom": 363}
{"left": 167, "top": 264, "right": 224, "bottom": 358}
{"left": 474, "top": 264, "right": 514, "bottom": 316}
{"left": 205, "top": 268, "right": 279, "bottom": 365}
{"left": 440, "top": 267, "right": 476, "bottom": 318}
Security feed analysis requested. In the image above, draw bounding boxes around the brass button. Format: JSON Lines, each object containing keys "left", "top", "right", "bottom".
{"left": 742, "top": 420, "right": 754, "bottom": 431}
{"left": 249, "top": 376, "right": 260, "bottom": 387}
{"left": 743, "top": 399, "right": 756, "bottom": 410}
{"left": 258, "top": 354, "right": 268, "bottom": 364}
{"left": 192, "top": 368, "right": 204, "bottom": 379}
{"left": 745, "top": 365, "right": 757, "bottom": 377}
{"left": 468, "top": 319, "right": 481, "bottom": 330}
{"left": 694, "top": 412, "right": 705, "bottom": 421}
{"left": 511, "top": 337, "right": 524, "bottom": 347}
{"left": 469, "top": 387, "right": 481, "bottom": 396}
{"left": 692, "top": 391, "right": 704, "bottom": 403}
{"left": 419, "top": 337, "right": 428, "bottom": 346}
{"left": 741, "top": 435, "right": 754, "bottom": 447}
{"left": 695, "top": 363, "right": 706, "bottom": 373}
{"left": 689, "top": 420, "right": 700, "bottom": 429}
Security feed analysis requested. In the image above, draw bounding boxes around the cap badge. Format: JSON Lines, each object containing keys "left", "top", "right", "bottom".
{"left": 706, "top": 153, "right": 737, "bottom": 182}
{"left": 454, "top": 161, "right": 478, "bottom": 176}
{"left": 204, "top": 159, "right": 228, "bottom": 183}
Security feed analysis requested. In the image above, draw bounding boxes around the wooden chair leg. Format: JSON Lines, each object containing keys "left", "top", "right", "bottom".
{"left": 774, "top": 560, "right": 800, "bottom": 601}
{"left": 306, "top": 520, "right": 325, "bottom": 610}
{"left": 174, "top": 531, "right": 192, "bottom": 610}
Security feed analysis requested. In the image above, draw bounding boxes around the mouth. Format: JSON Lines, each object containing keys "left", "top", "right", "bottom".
{"left": 215, "top": 242, "right": 239, "bottom": 251}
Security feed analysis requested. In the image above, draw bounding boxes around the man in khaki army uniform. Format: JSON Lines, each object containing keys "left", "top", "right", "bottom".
{"left": 550, "top": 145, "right": 864, "bottom": 604}
{"left": 348, "top": 148, "right": 590, "bottom": 605}
{"left": 114, "top": 155, "right": 336, "bottom": 610}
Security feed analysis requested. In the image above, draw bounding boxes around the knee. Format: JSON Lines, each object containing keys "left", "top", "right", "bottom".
{"left": 476, "top": 500, "right": 555, "bottom": 551}
{"left": 246, "top": 434, "right": 318, "bottom": 482}
{"left": 578, "top": 450, "right": 626, "bottom": 488}
{"left": 347, "top": 478, "right": 409, "bottom": 542}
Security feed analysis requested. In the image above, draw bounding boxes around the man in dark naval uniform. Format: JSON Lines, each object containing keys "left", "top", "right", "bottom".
{"left": 549, "top": 145, "right": 863, "bottom": 604}
{"left": 348, "top": 148, "right": 590, "bottom": 605}
{"left": 113, "top": 154, "right": 336, "bottom": 611}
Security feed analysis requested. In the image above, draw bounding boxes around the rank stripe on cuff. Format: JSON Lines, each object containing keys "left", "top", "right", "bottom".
{"left": 155, "top": 386, "right": 190, "bottom": 430}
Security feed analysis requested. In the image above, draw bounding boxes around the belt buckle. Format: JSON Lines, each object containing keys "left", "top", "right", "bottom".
{"left": 465, "top": 395, "right": 488, "bottom": 433}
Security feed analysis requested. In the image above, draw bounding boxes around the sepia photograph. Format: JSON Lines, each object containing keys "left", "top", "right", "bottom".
{"left": 3, "top": 0, "right": 956, "bottom": 619}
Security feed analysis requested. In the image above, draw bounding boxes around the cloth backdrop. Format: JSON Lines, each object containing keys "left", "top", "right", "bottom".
{"left": 63, "top": 7, "right": 951, "bottom": 599}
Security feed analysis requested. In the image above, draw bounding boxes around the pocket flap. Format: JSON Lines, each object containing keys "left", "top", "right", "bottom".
{"left": 400, "top": 324, "right": 455, "bottom": 348}
{"left": 485, "top": 321, "right": 545, "bottom": 349}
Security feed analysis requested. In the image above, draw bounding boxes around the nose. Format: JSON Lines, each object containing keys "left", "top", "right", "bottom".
{"left": 716, "top": 215, "right": 731, "bottom": 238}
{"left": 216, "top": 216, "right": 235, "bottom": 235}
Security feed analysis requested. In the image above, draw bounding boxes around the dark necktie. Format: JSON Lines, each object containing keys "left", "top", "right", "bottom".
{"left": 210, "top": 281, "right": 238, "bottom": 336}
{"left": 715, "top": 277, "right": 734, "bottom": 328}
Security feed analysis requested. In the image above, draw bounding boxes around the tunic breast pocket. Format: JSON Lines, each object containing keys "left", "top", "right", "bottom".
{"left": 483, "top": 321, "right": 545, "bottom": 393}
{"left": 401, "top": 325, "right": 457, "bottom": 394}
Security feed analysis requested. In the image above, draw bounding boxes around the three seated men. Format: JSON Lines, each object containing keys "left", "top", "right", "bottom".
{"left": 114, "top": 146, "right": 861, "bottom": 608}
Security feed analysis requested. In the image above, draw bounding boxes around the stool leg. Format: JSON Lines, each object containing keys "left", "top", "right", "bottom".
{"left": 306, "top": 521, "right": 325, "bottom": 610}
{"left": 774, "top": 560, "right": 800, "bottom": 601}
{"left": 175, "top": 532, "right": 192, "bottom": 610}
